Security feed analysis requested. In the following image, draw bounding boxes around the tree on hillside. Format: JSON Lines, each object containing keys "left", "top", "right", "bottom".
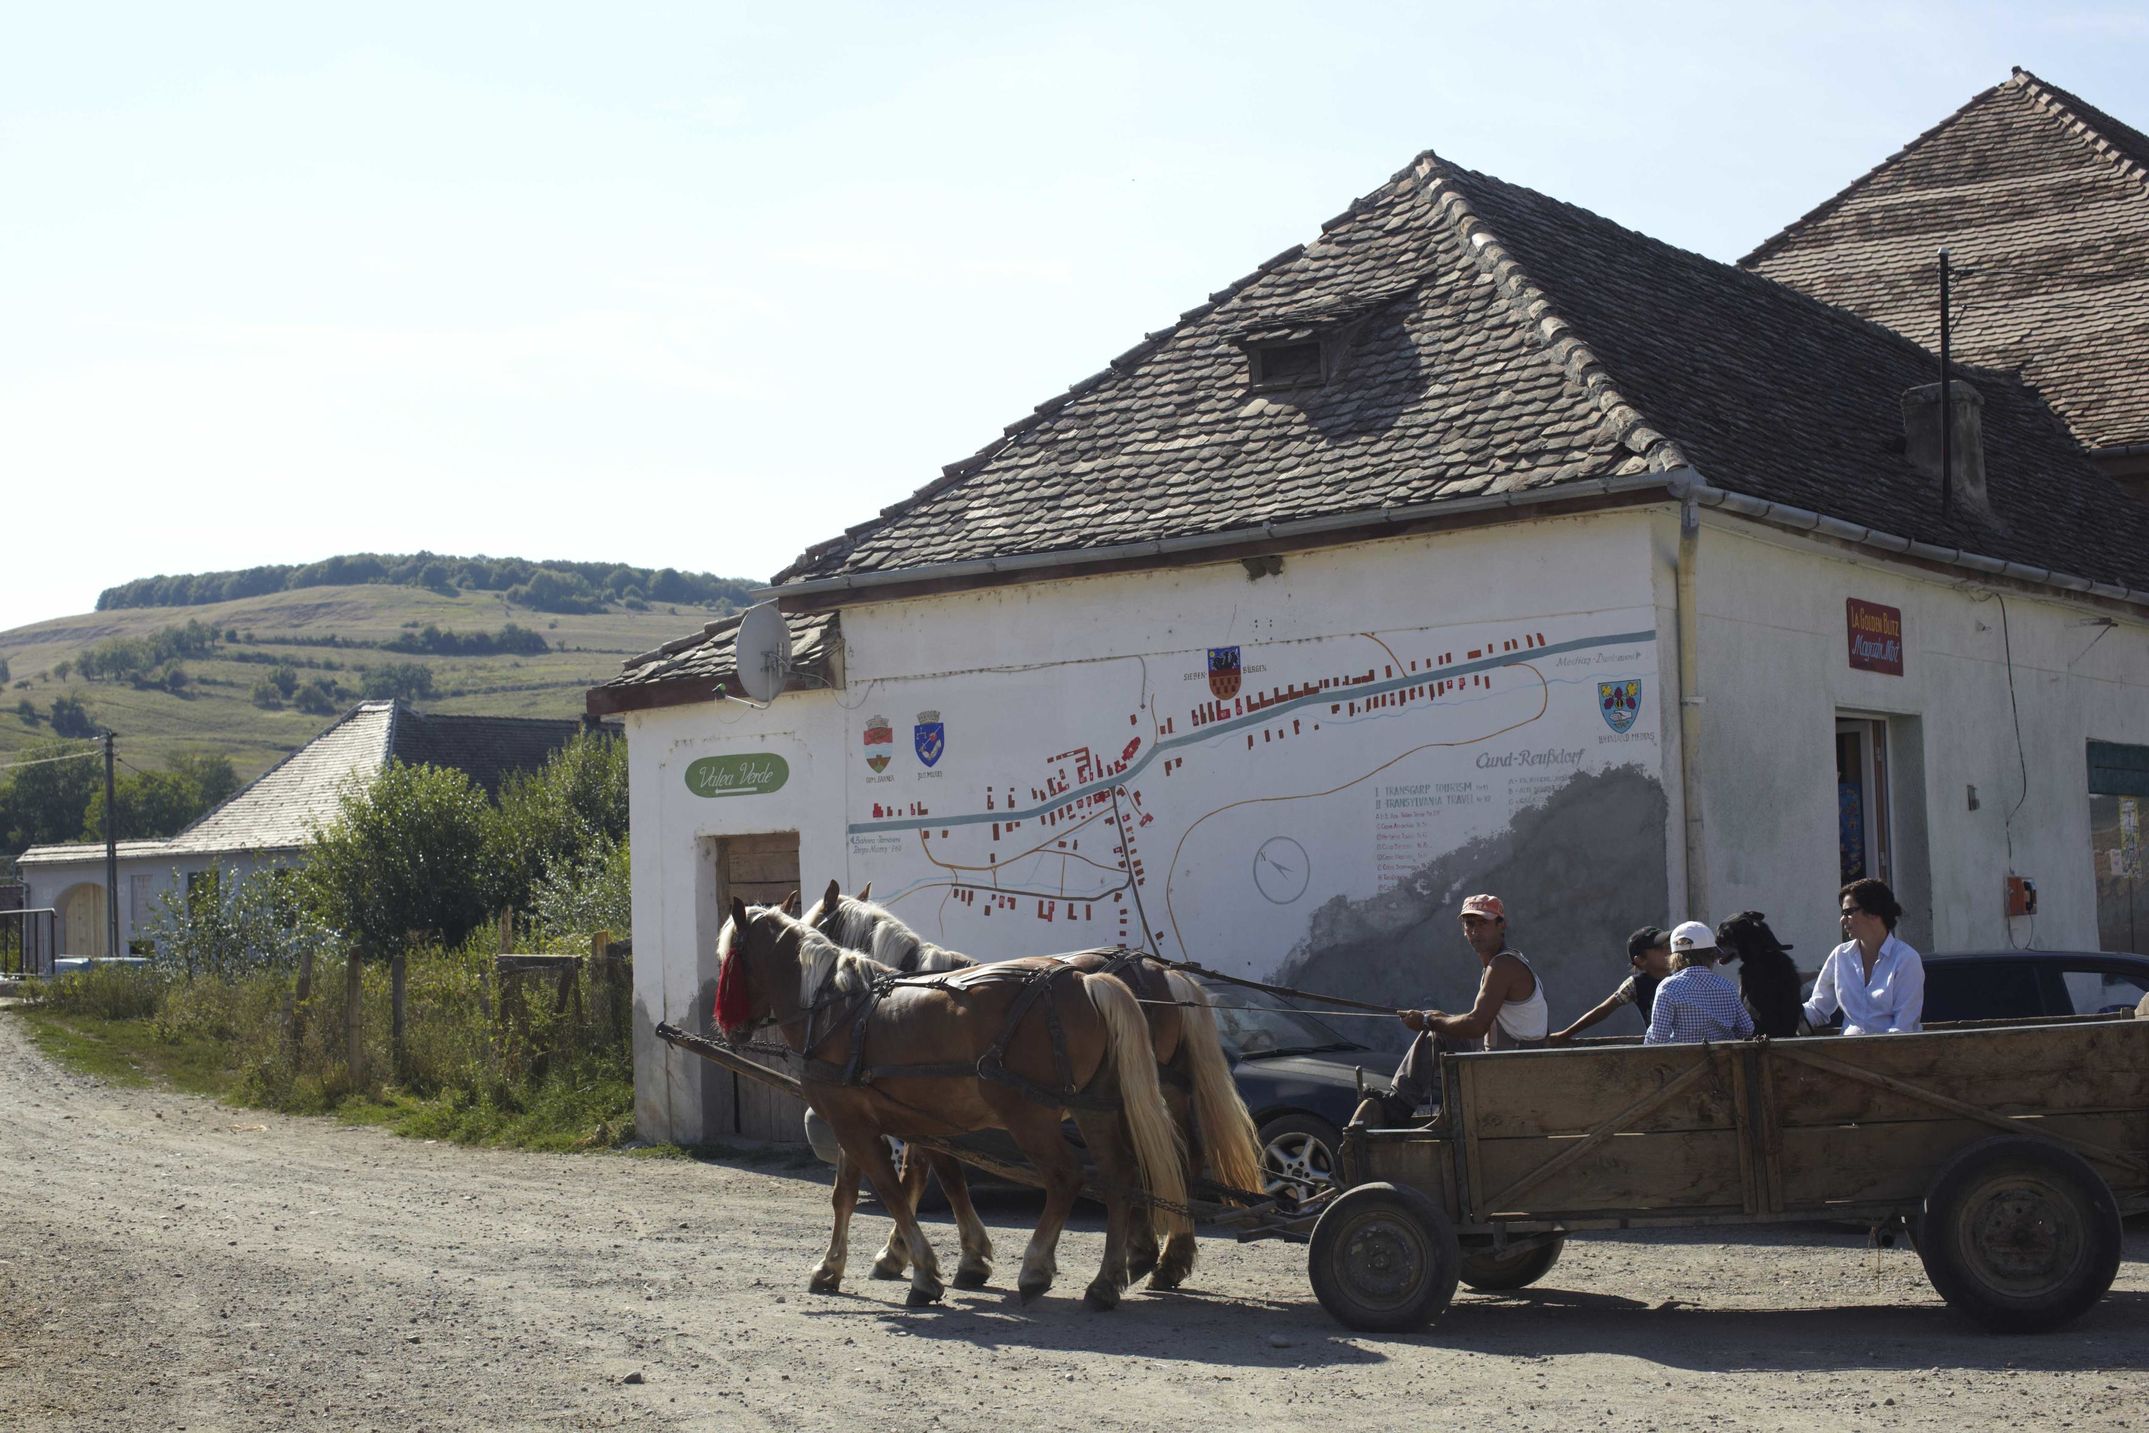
{"left": 361, "top": 663, "right": 434, "bottom": 702}
{"left": 48, "top": 696, "right": 97, "bottom": 739}
{"left": 0, "top": 657, "right": 10, "bottom": 683}
{"left": 302, "top": 762, "right": 493, "bottom": 956}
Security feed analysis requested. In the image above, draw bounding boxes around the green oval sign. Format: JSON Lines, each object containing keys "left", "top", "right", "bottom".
{"left": 684, "top": 753, "right": 790, "bottom": 798}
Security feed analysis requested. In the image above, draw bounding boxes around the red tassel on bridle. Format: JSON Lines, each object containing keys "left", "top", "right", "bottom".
{"left": 714, "top": 936, "right": 753, "bottom": 1034}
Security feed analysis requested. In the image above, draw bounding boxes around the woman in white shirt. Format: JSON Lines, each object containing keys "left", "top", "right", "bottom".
{"left": 1802, "top": 877, "right": 1924, "bottom": 1034}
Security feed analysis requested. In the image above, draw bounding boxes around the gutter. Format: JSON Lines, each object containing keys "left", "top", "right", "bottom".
{"left": 756, "top": 469, "right": 1680, "bottom": 603}
{"left": 760, "top": 468, "right": 2149, "bottom": 615}
{"left": 1664, "top": 474, "right": 2149, "bottom": 611}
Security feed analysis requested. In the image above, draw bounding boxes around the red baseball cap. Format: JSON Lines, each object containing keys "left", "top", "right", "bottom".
{"left": 1460, "top": 893, "right": 1505, "bottom": 920}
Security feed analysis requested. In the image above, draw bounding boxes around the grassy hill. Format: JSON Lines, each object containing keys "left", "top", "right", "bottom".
{"left": 1, "top": 584, "right": 726, "bottom": 780}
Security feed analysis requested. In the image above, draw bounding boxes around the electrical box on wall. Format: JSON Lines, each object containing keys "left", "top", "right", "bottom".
{"left": 2006, "top": 875, "right": 2038, "bottom": 918}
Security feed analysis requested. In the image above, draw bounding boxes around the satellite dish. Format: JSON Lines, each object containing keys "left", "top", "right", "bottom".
{"left": 732, "top": 602, "right": 790, "bottom": 704}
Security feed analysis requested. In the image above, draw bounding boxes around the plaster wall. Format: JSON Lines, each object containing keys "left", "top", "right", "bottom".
{"left": 1677, "top": 512, "right": 2149, "bottom": 961}
{"left": 623, "top": 511, "right": 1679, "bottom": 1141}
{"left": 21, "top": 849, "right": 287, "bottom": 958}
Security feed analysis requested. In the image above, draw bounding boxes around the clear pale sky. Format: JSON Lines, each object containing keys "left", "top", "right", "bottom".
{"left": 2, "top": 2, "right": 2142, "bottom": 632}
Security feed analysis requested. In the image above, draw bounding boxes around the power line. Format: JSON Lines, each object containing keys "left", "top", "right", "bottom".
{"left": 0, "top": 747, "right": 104, "bottom": 775}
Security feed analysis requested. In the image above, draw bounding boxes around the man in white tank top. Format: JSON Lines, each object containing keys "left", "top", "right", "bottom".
{"left": 1351, "top": 892, "right": 1549, "bottom": 1125}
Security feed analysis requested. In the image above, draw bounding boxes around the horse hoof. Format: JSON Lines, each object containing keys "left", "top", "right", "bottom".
{"left": 809, "top": 1274, "right": 842, "bottom": 1295}
{"left": 870, "top": 1258, "right": 906, "bottom": 1281}
{"left": 1146, "top": 1268, "right": 1185, "bottom": 1292}
{"left": 1127, "top": 1250, "right": 1159, "bottom": 1282}
{"left": 905, "top": 1283, "right": 945, "bottom": 1308}
{"left": 1017, "top": 1278, "right": 1051, "bottom": 1306}
{"left": 1084, "top": 1281, "right": 1121, "bottom": 1311}
{"left": 952, "top": 1267, "right": 991, "bottom": 1290}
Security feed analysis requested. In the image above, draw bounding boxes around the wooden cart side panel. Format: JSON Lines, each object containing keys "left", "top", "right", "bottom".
{"left": 1775, "top": 1111, "right": 2149, "bottom": 1206}
{"left": 1471, "top": 1130, "right": 1748, "bottom": 1217}
{"left": 1452, "top": 1044, "right": 1741, "bottom": 1138}
{"left": 1360, "top": 1135, "right": 1464, "bottom": 1219}
{"left": 1768, "top": 1021, "right": 2149, "bottom": 1128}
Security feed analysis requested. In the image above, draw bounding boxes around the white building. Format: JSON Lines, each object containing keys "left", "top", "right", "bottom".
{"left": 17, "top": 701, "right": 582, "bottom": 960}
{"left": 594, "top": 144, "right": 2149, "bottom": 1147}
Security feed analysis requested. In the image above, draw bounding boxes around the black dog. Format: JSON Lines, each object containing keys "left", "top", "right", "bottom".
{"left": 1715, "top": 911, "right": 1803, "bottom": 1038}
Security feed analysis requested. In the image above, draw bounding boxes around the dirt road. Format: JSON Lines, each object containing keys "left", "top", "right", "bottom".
{"left": 2, "top": 1012, "right": 2143, "bottom": 1432}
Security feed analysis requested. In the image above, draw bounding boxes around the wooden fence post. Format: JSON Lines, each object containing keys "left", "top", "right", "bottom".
{"left": 345, "top": 950, "right": 365, "bottom": 1084}
{"left": 390, "top": 949, "right": 409, "bottom": 1082}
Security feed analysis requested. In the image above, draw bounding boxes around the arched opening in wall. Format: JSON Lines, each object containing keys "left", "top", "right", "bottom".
{"left": 59, "top": 882, "right": 108, "bottom": 958}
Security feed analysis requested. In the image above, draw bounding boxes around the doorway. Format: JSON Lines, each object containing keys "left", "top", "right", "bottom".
{"left": 1836, "top": 718, "right": 1893, "bottom": 888}
{"left": 61, "top": 883, "right": 108, "bottom": 957}
{"left": 710, "top": 832, "right": 804, "bottom": 1141}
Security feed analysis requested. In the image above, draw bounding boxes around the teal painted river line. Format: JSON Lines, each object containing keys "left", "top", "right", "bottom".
{"left": 846, "top": 627, "right": 1658, "bottom": 836}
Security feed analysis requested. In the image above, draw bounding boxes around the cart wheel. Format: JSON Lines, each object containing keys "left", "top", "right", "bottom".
{"left": 1458, "top": 1234, "right": 1566, "bottom": 1292}
{"left": 1914, "top": 1136, "right": 2122, "bottom": 1333}
{"left": 1307, "top": 1181, "right": 1460, "bottom": 1332}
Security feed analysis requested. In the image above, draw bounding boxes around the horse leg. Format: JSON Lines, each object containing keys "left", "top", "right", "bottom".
{"left": 1125, "top": 1079, "right": 1185, "bottom": 1283}
{"left": 1150, "top": 1078, "right": 1199, "bottom": 1291}
{"left": 1004, "top": 1115, "right": 1082, "bottom": 1305}
{"left": 847, "top": 1133, "right": 945, "bottom": 1307}
{"left": 870, "top": 1142, "right": 929, "bottom": 1279}
{"left": 1071, "top": 1107, "right": 1140, "bottom": 1311}
{"left": 809, "top": 1147, "right": 862, "bottom": 1293}
{"left": 927, "top": 1152, "right": 994, "bottom": 1288}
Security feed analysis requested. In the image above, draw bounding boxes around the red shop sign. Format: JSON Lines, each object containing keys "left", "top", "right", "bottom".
{"left": 1846, "top": 598, "right": 1904, "bottom": 675}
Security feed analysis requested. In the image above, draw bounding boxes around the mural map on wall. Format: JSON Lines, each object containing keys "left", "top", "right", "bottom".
{"left": 843, "top": 610, "right": 1668, "bottom": 1015}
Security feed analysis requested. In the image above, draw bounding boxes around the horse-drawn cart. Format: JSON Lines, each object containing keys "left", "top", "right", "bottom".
{"left": 1316, "top": 1013, "right": 2149, "bottom": 1334}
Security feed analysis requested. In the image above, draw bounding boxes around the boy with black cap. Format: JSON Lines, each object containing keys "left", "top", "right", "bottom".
{"left": 1547, "top": 926, "right": 1673, "bottom": 1042}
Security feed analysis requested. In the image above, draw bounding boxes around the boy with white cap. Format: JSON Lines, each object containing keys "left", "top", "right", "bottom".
{"left": 1644, "top": 921, "right": 1755, "bottom": 1045}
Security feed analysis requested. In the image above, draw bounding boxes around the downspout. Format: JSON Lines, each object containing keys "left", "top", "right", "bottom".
{"left": 1676, "top": 496, "right": 1708, "bottom": 920}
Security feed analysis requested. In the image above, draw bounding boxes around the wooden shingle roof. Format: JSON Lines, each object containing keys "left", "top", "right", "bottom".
{"left": 1742, "top": 68, "right": 2149, "bottom": 456}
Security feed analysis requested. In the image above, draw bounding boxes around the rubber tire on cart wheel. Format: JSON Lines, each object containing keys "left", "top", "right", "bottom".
{"left": 1914, "top": 1136, "right": 2123, "bottom": 1334}
{"left": 1458, "top": 1234, "right": 1566, "bottom": 1292}
{"left": 1308, "top": 1181, "right": 1461, "bottom": 1332}
{"left": 1259, "top": 1113, "right": 1343, "bottom": 1204}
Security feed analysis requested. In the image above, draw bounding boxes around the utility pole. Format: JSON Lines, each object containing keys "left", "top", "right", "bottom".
{"left": 103, "top": 730, "right": 119, "bottom": 962}
{"left": 1939, "top": 248, "right": 1953, "bottom": 522}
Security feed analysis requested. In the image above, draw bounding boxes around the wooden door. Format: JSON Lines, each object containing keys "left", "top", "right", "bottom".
{"left": 713, "top": 833, "right": 807, "bottom": 1142}
{"left": 63, "top": 884, "right": 107, "bottom": 958}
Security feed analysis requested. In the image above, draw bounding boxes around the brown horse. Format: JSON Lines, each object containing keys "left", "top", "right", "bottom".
{"left": 714, "top": 898, "right": 1190, "bottom": 1309}
{"left": 801, "top": 881, "right": 1264, "bottom": 1289}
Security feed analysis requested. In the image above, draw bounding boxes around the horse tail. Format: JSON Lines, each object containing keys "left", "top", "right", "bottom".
{"left": 1086, "top": 973, "right": 1193, "bottom": 1241}
{"left": 1168, "top": 970, "right": 1264, "bottom": 1199}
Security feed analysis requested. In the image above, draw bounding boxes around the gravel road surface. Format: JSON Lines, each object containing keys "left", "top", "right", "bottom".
{"left": 3, "top": 1011, "right": 2143, "bottom": 1431}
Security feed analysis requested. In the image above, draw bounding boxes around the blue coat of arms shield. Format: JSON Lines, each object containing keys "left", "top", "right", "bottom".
{"left": 1598, "top": 679, "right": 1641, "bottom": 734}
{"left": 914, "top": 710, "right": 946, "bottom": 768}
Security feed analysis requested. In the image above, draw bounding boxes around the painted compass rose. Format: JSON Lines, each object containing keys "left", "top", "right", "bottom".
{"left": 1253, "top": 836, "right": 1311, "bottom": 904}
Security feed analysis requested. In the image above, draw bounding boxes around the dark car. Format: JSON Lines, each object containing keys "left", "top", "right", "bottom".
{"left": 802, "top": 974, "right": 1376, "bottom": 1203}
{"left": 1802, "top": 948, "right": 2149, "bottom": 1025}
{"left": 1920, "top": 949, "right": 2149, "bottom": 1022}
{"left": 1199, "top": 979, "right": 1375, "bottom": 1203}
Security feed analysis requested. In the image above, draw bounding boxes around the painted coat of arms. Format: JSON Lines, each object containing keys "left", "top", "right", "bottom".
{"left": 1208, "top": 646, "right": 1242, "bottom": 701}
{"left": 1598, "top": 679, "right": 1642, "bottom": 734}
{"left": 914, "top": 710, "right": 946, "bottom": 768}
{"left": 862, "top": 714, "right": 893, "bottom": 773}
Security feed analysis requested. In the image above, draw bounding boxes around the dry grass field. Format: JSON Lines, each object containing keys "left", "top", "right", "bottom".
{"left": 0, "top": 583, "right": 730, "bottom": 778}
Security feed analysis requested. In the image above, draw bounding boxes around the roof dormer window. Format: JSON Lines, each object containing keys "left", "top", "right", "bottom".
{"left": 1247, "top": 337, "right": 1325, "bottom": 391}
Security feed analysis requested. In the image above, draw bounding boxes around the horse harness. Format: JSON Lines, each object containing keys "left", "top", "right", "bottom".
{"left": 782, "top": 948, "right": 1163, "bottom": 1114}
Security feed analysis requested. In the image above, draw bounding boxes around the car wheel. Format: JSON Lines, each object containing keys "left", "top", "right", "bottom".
{"left": 1260, "top": 1113, "right": 1342, "bottom": 1204}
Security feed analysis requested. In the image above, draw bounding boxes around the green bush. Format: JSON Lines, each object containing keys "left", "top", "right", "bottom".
{"left": 302, "top": 761, "right": 493, "bottom": 955}
{"left": 40, "top": 962, "right": 167, "bottom": 1021}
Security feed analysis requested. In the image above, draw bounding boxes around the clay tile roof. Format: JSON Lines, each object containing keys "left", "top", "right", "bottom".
{"left": 1742, "top": 68, "right": 2149, "bottom": 454}
{"left": 762, "top": 149, "right": 2149, "bottom": 597}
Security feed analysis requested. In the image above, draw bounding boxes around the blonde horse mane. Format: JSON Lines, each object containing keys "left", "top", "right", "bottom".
{"left": 722, "top": 903, "right": 881, "bottom": 1007}
{"left": 805, "top": 889, "right": 975, "bottom": 974}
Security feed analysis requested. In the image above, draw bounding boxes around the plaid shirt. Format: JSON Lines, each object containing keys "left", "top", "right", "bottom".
{"left": 1644, "top": 965, "right": 1755, "bottom": 1045}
